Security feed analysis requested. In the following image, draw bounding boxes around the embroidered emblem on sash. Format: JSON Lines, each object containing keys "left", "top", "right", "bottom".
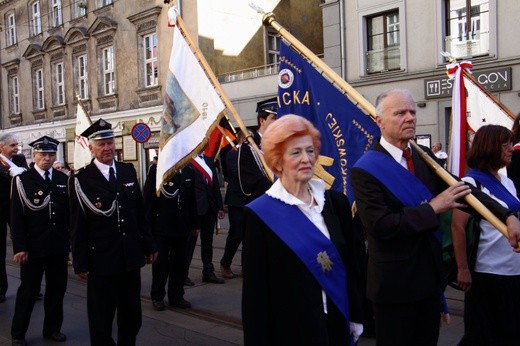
{"left": 317, "top": 251, "right": 333, "bottom": 272}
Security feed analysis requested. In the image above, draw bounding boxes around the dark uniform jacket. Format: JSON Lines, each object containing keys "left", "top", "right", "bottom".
{"left": 10, "top": 168, "right": 69, "bottom": 258}
{"left": 143, "top": 164, "right": 199, "bottom": 237}
{"left": 191, "top": 155, "right": 223, "bottom": 216}
{"left": 352, "top": 143, "right": 513, "bottom": 304}
{"left": 0, "top": 154, "right": 29, "bottom": 223}
{"left": 69, "top": 161, "right": 156, "bottom": 276}
{"left": 224, "top": 148, "right": 248, "bottom": 208}
{"left": 237, "top": 134, "right": 272, "bottom": 203}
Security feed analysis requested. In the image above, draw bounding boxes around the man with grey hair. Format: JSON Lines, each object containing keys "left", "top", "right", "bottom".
{"left": 69, "top": 119, "right": 157, "bottom": 345}
{"left": 352, "top": 89, "right": 520, "bottom": 345}
{"left": 0, "top": 133, "right": 28, "bottom": 303}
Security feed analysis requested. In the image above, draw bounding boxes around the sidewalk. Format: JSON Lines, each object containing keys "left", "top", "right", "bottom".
{"left": 0, "top": 213, "right": 466, "bottom": 345}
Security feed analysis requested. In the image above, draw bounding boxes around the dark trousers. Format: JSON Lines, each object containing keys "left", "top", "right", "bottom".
{"left": 87, "top": 269, "right": 142, "bottom": 346}
{"left": 459, "top": 272, "right": 520, "bottom": 346}
{"left": 11, "top": 254, "right": 68, "bottom": 339}
{"left": 186, "top": 212, "right": 217, "bottom": 276}
{"left": 0, "top": 221, "right": 7, "bottom": 295}
{"left": 150, "top": 234, "right": 188, "bottom": 304}
{"left": 220, "top": 205, "right": 244, "bottom": 268}
{"left": 372, "top": 292, "right": 441, "bottom": 346}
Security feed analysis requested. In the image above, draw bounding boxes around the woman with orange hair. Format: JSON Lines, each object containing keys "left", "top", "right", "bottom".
{"left": 241, "top": 114, "right": 365, "bottom": 345}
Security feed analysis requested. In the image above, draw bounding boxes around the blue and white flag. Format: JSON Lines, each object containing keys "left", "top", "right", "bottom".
{"left": 277, "top": 41, "right": 380, "bottom": 201}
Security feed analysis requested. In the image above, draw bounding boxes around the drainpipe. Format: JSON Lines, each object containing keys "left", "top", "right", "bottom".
{"left": 339, "top": 0, "right": 347, "bottom": 80}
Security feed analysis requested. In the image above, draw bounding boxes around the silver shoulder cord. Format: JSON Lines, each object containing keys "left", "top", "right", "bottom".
{"left": 237, "top": 144, "right": 252, "bottom": 197}
{"left": 15, "top": 176, "right": 50, "bottom": 212}
{"left": 160, "top": 185, "right": 179, "bottom": 199}
{"left": 74, "top": 177, "right": 117, "bottom": 217}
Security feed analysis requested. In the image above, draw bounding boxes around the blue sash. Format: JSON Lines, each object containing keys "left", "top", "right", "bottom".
{"left": 466, "top": 169, "right": 520, "bottom": 212}
{"left": 248, "top": 194, "right": 350, "bottom": 324}
{"left": 354, "top": 151, "right": 434, "bottom": 207}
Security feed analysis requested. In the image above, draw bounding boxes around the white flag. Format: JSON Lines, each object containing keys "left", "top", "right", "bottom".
{"left": 74, "top": 102, "right": 92, "bottom": 171}
{"left": 156, "top": 8, "right": 225, "bottom": 192}
{"left": 448, "top": 62, "right": 514, "bottom": 177}
{"left": 465, "top": 75, "right": 513, "bottom": 132}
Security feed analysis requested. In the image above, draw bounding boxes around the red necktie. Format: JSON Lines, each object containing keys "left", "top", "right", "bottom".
{"left": 403, "top": 148, "right": 415, "bottom": 175}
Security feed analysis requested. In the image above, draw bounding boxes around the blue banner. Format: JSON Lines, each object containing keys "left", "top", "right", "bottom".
{"left": 277, "top": 41, "right": 380, "bottom": 201}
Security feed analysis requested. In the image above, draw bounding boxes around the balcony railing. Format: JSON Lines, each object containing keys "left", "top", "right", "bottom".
{"left": 445, "top": 31, "right": 490, "bottom": 59}
{"left": 217, "top": 63, "right": 280, "bottom": 83}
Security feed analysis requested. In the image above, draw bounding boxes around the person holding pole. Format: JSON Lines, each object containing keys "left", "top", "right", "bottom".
{"left": 352, "top": 89, "right": 520, "bottom": 345}
{"left": 452, "top": 125, "right": 520, "bottom": 345}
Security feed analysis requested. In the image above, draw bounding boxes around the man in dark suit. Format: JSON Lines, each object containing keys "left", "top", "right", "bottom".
{"left": 10, "top": 136, "right": 69, "bottom": 345}
{"left": 220, "top": 132, "right": 248, "bottom": 278}
{"left": 0, "top": 133, "right": 28, "bottom": 303}
{"left": 238, "top": 98, "right": 276, "bottom": 203}
{"left": 352, "top": 89, "right": 520, "bottom": 345}
{"left": 185, "top": 153, "right": 225, "bottom": 284}
{"left": 69, "top": 119, "right": 157, "bottom": 345}
{"left": 143, "top": 164, "right": 198, "bottom": 310}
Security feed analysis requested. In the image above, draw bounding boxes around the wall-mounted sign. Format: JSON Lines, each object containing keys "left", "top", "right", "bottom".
{"left": 131, "top": 123, "right": 152, "bottom": 143}
{"left": 424, "top": 67, "right": 512, "bottom": 99}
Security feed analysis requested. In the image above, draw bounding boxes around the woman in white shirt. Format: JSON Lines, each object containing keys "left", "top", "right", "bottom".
{"left": 241, "top": 114, "right": 365, "bottom": 345}
{"left": 452, "top": 124, "right": 520, "bottom": 345}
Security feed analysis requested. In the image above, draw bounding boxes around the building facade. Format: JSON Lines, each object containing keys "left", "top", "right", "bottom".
{"left": 321, "top": 0, "right": 520, "bottom": 149}
{"left": 0, "top": 0, "right": 323, "bottom": 182}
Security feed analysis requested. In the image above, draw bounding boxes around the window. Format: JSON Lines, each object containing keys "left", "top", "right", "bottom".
{"left": 266, "top": 29, "right": 280, "bottom": 65}
{"left": 76, "top": 54, "right": 89, "bottom": 99}
{"left": 51, "top": 0, "right": 63, "bottom": 27}
{"left": 366, "top": 10, "right": 400, "bottom": 73}
{"left": 9, "top": 76, "right": 20, "bottom": 114}
{"left": 97, "top": 0, "right": 113, "bottom": 8}
{"left": 30, "top": 1, "right": 42, "bottom": 36}
{"left": 445, "top": 0, "right": 490, "bottom": 59}
{"left": 6, "top": 13, "right": 16, "bottom": 46}
{"left": 102, "top": 46, "right": 115, "bottom": 95}
{"left": 54, "top": 62, "right": 65, "bottom": 105}
{"left": 72, "top": 0, "right": 87, "bottom": 19}
{"left": 144, "top": 33, "right": 158, "bottom": 87}
{"left": 34, "top": 68, "right": 45, "bottom": 109}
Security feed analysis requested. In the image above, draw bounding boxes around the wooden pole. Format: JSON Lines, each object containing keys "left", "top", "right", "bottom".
{"left": 174, "top": 14, "right": 274, "bottom": 182}
{"left": 262, "top": 12, "right": 510, "bottom": 238}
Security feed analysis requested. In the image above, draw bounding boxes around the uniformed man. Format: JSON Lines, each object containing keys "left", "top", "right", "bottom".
{"left": 143, "top": 163, "right": 199, "bottom": 310}
{"left": 237, "top": 98, "right": 277, "bottom": 203}
{"left": 10, "top": 136, "right": 69, "bottom": 345}
{"left": 0, "top": 133, "right": 28, "bottom": 303}
{"left": 69, "top": 119, "right": 157, "bottom": 345}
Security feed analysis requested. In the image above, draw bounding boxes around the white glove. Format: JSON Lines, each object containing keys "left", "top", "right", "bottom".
{"left": 9, "top": 166, "right": 26, "bottom": 177}
{"left": 349, "top": 322, "right": 363, "bottom": 343}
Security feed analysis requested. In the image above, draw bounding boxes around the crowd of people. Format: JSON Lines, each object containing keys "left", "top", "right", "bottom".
{"left": 1, "top": 89, "right": 520, "bottom": 345}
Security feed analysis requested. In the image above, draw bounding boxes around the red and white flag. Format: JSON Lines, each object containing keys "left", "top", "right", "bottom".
{"left": 447, "top": 62, "right": 514, "bottom": 177}
{"left": 73, "top": 102, "right": 92, "bottom": 171}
